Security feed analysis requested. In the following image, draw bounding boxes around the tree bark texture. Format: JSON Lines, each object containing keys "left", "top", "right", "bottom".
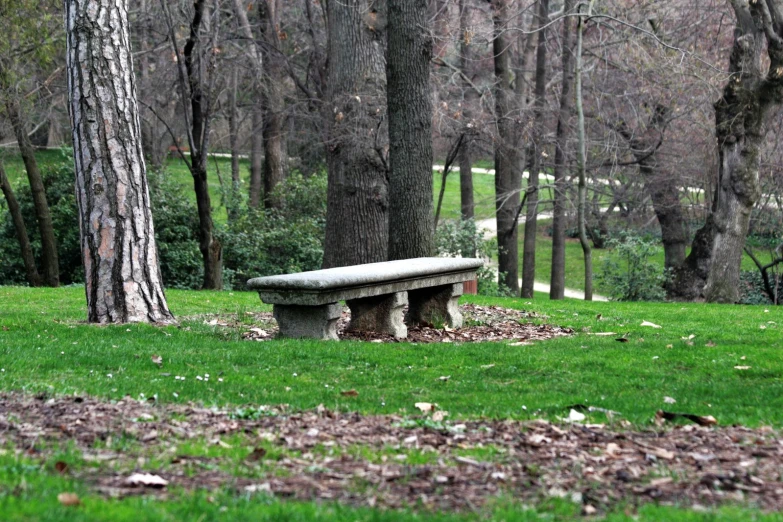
{"left": 549, "top": 0, "right": 575, "bottom": 300}
{"left": 322, "top": 0, "right": 389, "bottom": 268}
{"left": 65, "top": 0, "right": 174, "bottom": 323}
{"left": 6, "top": 101, "right": 60, "bottom": 287}
{"left": 521, "top": 0, "right": 549, "bottom": 298}
{"left": 228, "top": 67, "right": 240, "bottom": 222}
{"left": 387, "top": 0, "right": 434, "bottom": 260}
{"left": 0, "top": 159, "right": 41, "bottom": 287}
{"left": 492, "top": 0, "right": 521, "bottom": 293}
{"left": 249, "top": 105, "right": 263, "bottom": 208}
{"left": 458, "top": 0, "right": 474, "bottom": 222}
{"left": 257, "top": 0, "right": 288, "bottom": 210}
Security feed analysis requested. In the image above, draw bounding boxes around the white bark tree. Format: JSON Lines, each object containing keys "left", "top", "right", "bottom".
{"left": 65, "top": 0, "right": 174, "bottom": 323}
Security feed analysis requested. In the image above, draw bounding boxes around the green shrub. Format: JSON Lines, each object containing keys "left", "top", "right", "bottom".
{"left": 597, "top": 234, "right": 669, "bottom": 301}
{"left": 435, "top": 218, "right": 512, "bottom": 297}
{"left": 221, "top": 171, "right": 327, "bottom": 287}
{"left": 0, "top": 150, "right": 81, "bottom": 285}
{"left": 147, "top": 170, "right": 203, "bottom": 290}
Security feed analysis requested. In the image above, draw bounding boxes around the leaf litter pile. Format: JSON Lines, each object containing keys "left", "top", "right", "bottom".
{"left": 3, "top": 393, "right": 783, "bottom": 514}
{"left": 240, "top": 304, "right": 573, "bottom": 344}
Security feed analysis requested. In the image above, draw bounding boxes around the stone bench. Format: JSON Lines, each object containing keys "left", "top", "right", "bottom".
{"left": 247, "top": 257, "right": 483, "bottom": 340}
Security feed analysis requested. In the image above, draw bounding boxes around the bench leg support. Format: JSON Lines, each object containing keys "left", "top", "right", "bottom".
{"left": 347, "top": 292, "right": 408, "bottom": 338}
{"left": 406, "top": 283, "right": 464, "bottom": 329}
{"left": 273, "top": 303, "right": 341, "bottom": 340}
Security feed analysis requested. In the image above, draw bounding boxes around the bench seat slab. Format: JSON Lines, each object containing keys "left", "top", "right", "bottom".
{"left": 273, "top": 302, "right": 341, "bottom": 340}
{"left": 406, "top": 283, "right": 464, "bottom": 328}
{"left": 347, "top": 291, "right": 408, "bottom": 338}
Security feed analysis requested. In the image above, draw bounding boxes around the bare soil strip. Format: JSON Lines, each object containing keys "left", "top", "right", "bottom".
{"left": 2, "top": 393, "right": 782, "bottom": 514}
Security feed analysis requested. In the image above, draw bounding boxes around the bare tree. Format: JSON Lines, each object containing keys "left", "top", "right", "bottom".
{"left": 0, "top": 158, "right": 40, "bottom": 286}
{"left": 521, "top": 0, "right": 549, "bottom": 298}
{"left": 550, "top": 0, "right": 576, "bottom": 300}
{"left": 66, "top": 0, "right": 173, "bottom": 323}
{"left": 163, "top": 0, "right": 223, "bottom": 290}
{"left": 701, "top": 0, "right": 783, "bottom": 302}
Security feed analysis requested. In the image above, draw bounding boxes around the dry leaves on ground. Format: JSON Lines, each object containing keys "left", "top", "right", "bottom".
{"left": 2, "top": 393, "right": 783, "bottom": 514}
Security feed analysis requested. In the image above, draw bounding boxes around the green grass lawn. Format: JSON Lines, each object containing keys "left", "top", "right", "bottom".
{"left": 1, "top": 287, "right": 782, "bottom": 520}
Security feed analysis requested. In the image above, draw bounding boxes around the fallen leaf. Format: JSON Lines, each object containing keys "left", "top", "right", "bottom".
{"left": 340, "top": 389, "right": 359, "bottom": 397}
{"left": 583, "top": 504, "right": 597, "bottom": 516}
{"left": 57, "top": 492, "right": 80, "bottom": 506}
{"left": 54, "top": 461, "right": 69, "bottom": 474}
{"left": 432, "top": 410, "right": 449, "bottom": 422}
{"left": 244, "top": 483, "right": 272, "bottom": 493}
{"left": 415, "top": 402, "right": 436, "bottom": 413}
{"left": 246, "top": 447, "right": 267, "bottom": 462}
{"left": 151, "top": 355, "right": 163, "bottom": 367}
{"left": 641, "top": 321, "right": 662, "bottom": 328}
{"left": 125, "top": 473, "right": 169, "bottom": 488}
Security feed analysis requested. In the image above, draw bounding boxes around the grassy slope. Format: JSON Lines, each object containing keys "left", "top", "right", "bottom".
{"left": 2, "top": 288, "right": 783, "bottom": 520}
{"left": 1, "top": 287, "right": 781, "bottom": 426}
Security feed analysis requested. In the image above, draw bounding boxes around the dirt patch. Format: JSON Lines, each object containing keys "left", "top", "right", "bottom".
{"left": 2, "top": 392, "right": 783, "bottom": 514}
{"left": 240, "top": 304, "right": 574, "bottom": 344}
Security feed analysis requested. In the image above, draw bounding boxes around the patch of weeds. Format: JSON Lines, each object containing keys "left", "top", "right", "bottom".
{"left": 230, "top": 406, "right": 279, "bottom": 420}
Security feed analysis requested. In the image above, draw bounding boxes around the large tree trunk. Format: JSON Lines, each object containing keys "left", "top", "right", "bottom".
{"left": 387, "top": 0, "right": 434, "bottom": 260}
{"left": 5, "top": 101, "right": 59, "bottom": 287}
{"left": 249, "top": 106, "right": 263, "bottom": 208}
{"left": 550, "top": 0, "right": 575, "bottom": 300}
{"left": 677, "top": 0, "right": 783, "bottom": 303}
{"left": 0, "top": 160, "right": 41, "bottom": 287}
{"left": 493, "top": 0, "right": 521, "bottom": 293}
{"left": 322, "top": 0, "right": 389, "bottom": 268}
{"left": 65, "top": 0, "right": 174, "bottom": 323}
{"left": 521, "top": 0, "right": 549, "bottom": 298}
{"left": 458, "top": 0, "right": 474, "bottom": 222}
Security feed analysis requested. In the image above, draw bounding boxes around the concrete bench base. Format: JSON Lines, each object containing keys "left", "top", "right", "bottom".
{"left": 406, "top": 283, "right": 463, "bottom": 328}
{"left": 347, "top": 291, "right": 408, "bottom": 338}
{"left": 273, "top": 302, "right": 342, "bottom": 341}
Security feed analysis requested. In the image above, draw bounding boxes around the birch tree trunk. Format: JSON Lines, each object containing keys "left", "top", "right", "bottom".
{"left": 387, "top": 0, "right": 434, "bottom": 260}
{"left": 521, "top": 0, "right": 549, "bottom": 298}
{"left": 322, "top": 0, "right": 389, "bottom": 268}
{"left": 66, "top": 0, "right": 174, "bottom": 324}
{"left": 575, "top": 0, "right": 593, "bottom": 301}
